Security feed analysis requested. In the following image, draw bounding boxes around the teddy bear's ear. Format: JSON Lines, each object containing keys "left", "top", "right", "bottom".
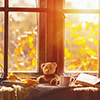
{"left": 41, "top": 63, "right": 45, "bottom": 69}
{"left": 52, "top": 62, "right": 57, "bottom": 68}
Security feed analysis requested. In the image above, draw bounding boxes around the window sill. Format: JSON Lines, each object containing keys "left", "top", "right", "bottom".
{"left": 64, "top": 71, "right": 98, "bottom": 77}
{"left": 9, "top": 71, "right": 39, "bottom": 79}
{"left": 0, "top": 84, "right": 100, "bottom": 100}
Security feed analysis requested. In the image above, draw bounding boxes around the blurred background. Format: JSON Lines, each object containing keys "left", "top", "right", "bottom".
{"left": 64, "top": 0, "right": 99, "bottom": 72}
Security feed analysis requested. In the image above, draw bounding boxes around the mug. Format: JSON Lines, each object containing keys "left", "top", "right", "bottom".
{"left": 59, "top": 75, "right": 74, "bottom": 86}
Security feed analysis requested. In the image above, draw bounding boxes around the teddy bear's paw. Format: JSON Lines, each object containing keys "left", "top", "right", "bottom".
{"left": 38, "top": 77, "right": 45, "bottom": 84}
{"left": 50, "top": 78, "right": 58, "bottom": 85}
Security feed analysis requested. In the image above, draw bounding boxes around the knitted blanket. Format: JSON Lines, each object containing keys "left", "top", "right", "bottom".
{"left": 0, "top": 84, "right": 100, "bottom": 100}
{"left": 29, "top": 84, "right": 100, "bottom": 100}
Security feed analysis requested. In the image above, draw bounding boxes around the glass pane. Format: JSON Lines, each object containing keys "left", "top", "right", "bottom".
{"left": 9, "top": 0, "right": 47, "bottom": 8}
{"left": 65, "top": 0, "right": 99, "bottom": 9}
{"left": 8, "top": 12, "right": 38, "bottom": 72}
{"left": 0, "top": 12, "right": 4, "bottom": 77}
{"left": 0, "top": 0, "right": 4, "bottom": 7}
{"left": 64, "top": 14, "right": 99, "bottom": 72}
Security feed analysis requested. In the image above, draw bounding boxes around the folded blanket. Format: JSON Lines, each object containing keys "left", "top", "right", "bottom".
{"left": 0, "top": 84, "right": 100, "bottom": 100}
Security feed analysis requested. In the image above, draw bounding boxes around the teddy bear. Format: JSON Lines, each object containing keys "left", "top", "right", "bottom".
{"left": 37, "top": 62, "right": 59, "bottom": 85}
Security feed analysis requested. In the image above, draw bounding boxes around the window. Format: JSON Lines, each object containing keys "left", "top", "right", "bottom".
{"left": 1, "top": 0, "right": 100, "bottom": 80}
{"left": 64, "top": 0, "right": 100, "bottom": 77}
{"left": 0, "top": 0, "right": 64, "bottom": 79}
{"left": 0, "top": 0, "right": 48, "bottom": 79}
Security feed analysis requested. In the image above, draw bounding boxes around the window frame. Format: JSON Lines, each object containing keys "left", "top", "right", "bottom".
{"left": 0, "top": 0, "right": 48, "bottom": 79}
{"left": 63, "top": 0, "right": 100, "bottom": 77}
{"left": 2, "top": 0, "right": 99, "bottom": 80}
{"left": 1, "top": 0, "right": 64, "bottom": 80}
{"left": 38, "top": 0, "right": 64, "bottom": 76}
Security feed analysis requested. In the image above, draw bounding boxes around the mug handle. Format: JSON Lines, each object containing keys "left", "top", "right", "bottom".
{"left": 70, "top": 77, "right": 76, "bottom": 85}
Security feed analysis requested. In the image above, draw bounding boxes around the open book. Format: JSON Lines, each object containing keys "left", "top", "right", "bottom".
{"left": 75, "top": 73, "right": 100, "bottom": 88}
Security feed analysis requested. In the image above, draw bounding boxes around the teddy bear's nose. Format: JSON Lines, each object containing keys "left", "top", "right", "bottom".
{"left": 48, "top": 69, "right": 50, "bottom": 71}
{"left": 46, "top": 69, "right": 50, "bottom": 72}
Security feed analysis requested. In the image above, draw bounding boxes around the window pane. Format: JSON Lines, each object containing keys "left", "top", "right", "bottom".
{"left": 0, "top": 0, "right": 4, "bottom": 7}
{"left": 8, "top": 12, "right": 38, "bottom": 72}
{"left": 64, "top": 0, "right": 99, "bottom": 9}
{"left": 0, "top": 12, "right": 4, "bottom": 77}
{"left": 9, "top": 0, "right": 47, "bottom": 8}
{"left": 64, "top": 14, "right": 99, "bottom": 72}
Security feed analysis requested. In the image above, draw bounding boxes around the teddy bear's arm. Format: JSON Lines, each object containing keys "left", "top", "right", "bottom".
{"left": 37, "top": 75, "right": 46, "bottom": 84}
{"left": 54, "top": 74, "right": 59, "bottom": 81}
{"left": 50, "top": 74, "right": 59, "bottom": 85}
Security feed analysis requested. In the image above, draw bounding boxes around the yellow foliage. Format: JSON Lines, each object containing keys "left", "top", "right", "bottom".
{"left": 66, "top": 52, "right": 72, "bottom": 59}
{"left": 28, "top": 61, "right": 31, "bottom": 65}
{"left": 71, "top": 32, "right": 81, "bottom": 38}
{"left": 67, "top": 64, "right": 76, "bottom": 71}
{"left": 0, "top": 26, "right": 3, "bottom": 32}
{"left": 29, "top": 48, "right": 36, "bottom": 57}
{"left": 93, "top": 39, "right": 98, "bottom": 46}
{"left": 23, "top": 79, "right": 38, "bottom": 87}
{"left": 7, "top": 72, "right": 21, "bottom": 81}
{"left": 28, "top": 42, "right": 34, "bottom": 49}
{"left": 32, "top": 58, "right": 36, "bottom": 66}
{"left": 91, "top": 29, "right": 96, "bottom": 34}
{"left": 68, "top": 22, "right": 72, "bottom": 26}
{"left": 0, "top": 63, "right": 3, "bottom": 68}
{"left": 8, "top": 55, "right": 10, "bottom": 60}
{"left": 93, "top": 65, "right": 98, "bottom": 71}
{"left": 8, "top": 18, "right": 99, "bottom": 72}
{"left": 64, "top": 21, "right": 99, "bottom": 71}
{"left": 65, "top": 47, "right": 69, "bottom": 54}
{"left": 85, "top": 46, "right": 97, "bottom": 57}
{"left": 14, "top": 46, "right": 23, "bottom": 55}
{"left": 80, "top": 60, "right": 85, "bottom": 66}
{"left": 79, "top": 47, "right": 86, "bottom": 56}
{"left": 95, "top": 31, "right": 98, "bottom": 36}
{"left": 71, "top": 25, "right": 82, "bottom": 32}
{"left": 32, "top": 49, "right": 36, "bottom": 54}
{"left": 66, "top": 39, "right": 71, "bottom": 44}
{"left": 17, "top": 66, "right": 21, "bottom": 71}
{"left": 64, "top": 48, "right": 73, "bottom": 60}
{"left": 26, "top": 36, "right": 34, "bottom": 43}
{"left": 19, "top": 40, "right": 26, "bottom": 47}
{"left": 73, "top": 37, "right": 86, "bottom": 45}
{"left": 85, "top": 22, "right": 89, "bottom": 29}
{"left": 8, "top": 72, "right": 13, "bottom": 76}
{"left": 0, "top": 53, "right": 3, "bottom": 61}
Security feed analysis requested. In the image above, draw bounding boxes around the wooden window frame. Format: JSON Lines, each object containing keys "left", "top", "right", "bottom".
{"left": 38, "top": 0, "right": 64, "bottom": 76}
{"left": 1, "top": 0, "right": 100, "bottom": 80}
{"left": 63, "top": 1, "right": 100, "bottom": 77}
{"left": 0, "top": 0, "right": 48, "bottom": 79}
{"left": 0, "top": 0, "right": 64, "bottom": 80}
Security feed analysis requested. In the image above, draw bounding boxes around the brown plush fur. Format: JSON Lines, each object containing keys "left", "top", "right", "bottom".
{"left": 37, "top": 62, "right": 59, "bottom": 85}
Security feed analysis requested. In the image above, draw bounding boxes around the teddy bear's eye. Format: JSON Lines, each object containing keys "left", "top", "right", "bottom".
{"left": 45, "top": 67, "right": 48, "bottom": 69}
{"left": 49, "top": 68, "right": 51, "bottom": 70}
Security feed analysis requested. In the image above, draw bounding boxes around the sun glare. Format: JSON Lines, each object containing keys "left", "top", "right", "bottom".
{"left": 25, "top": 0, "right": 36, "bottom": 5}
{"left": 82, "top": 21, "right": 86, "bottom": 29}
{"left": 79, "top": 14, "right": 99, "bottom": 24}
{"left": 66, "top": 0, "right": 99, "bottom": 9}
{"left": 9, "top": 0, "right": 36, "bottom": 7}
{"left": 65, "top": 0, "right": 99, "bottom": 24}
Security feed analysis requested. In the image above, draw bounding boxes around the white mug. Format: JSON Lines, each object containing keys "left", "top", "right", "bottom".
{"left": 59, "top": 76, "right": 72, "bottom": 86}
